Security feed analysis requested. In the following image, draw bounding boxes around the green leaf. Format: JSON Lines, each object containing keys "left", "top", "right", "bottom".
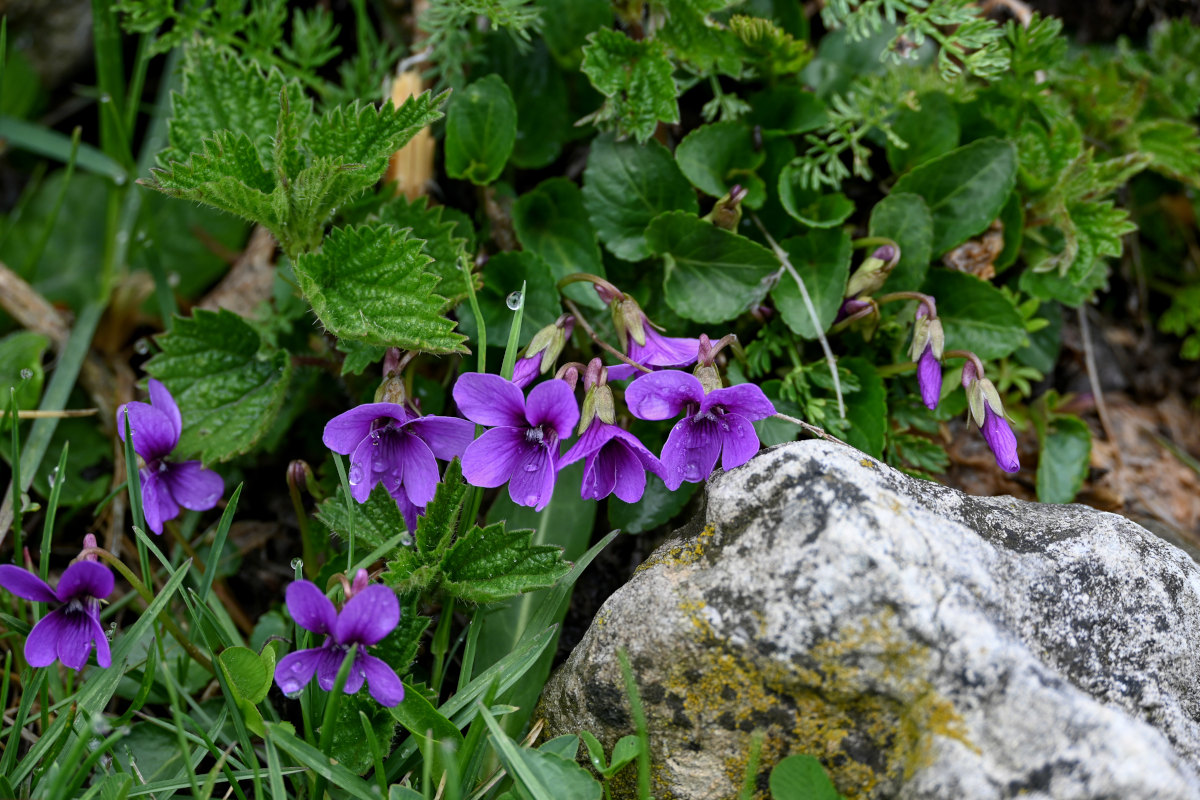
{"left": 457, "top": 251, "right": 560, "bottom": 350}
{"left": 439, "top": 521, "right": 571, "bottom": 605}
{"left": 337, "top": 340, "right": 388, "bottom": 376}
{"left": 747, "top": 86, "right": 827, "bottom": 135}
{"left": 161, "top": 42, "right": 308, "bottom": 171}
{"left": 1015, "top": 301, "right": 1062, "bottom": 374}
{"left": 648, "top": 211, "right": 778, "bottom": 324}
{"left": 583, "top": 134, "right": 698, "bottom": 262}
{"left": 145, "top": 308, "right": 293, "bottom": 462}
{"left": 305, "top": 94, "right": 447, "bottom": 203}
{"left": 994, "top": 190, "right": 1023, "bottom": 273}
{"left": 266, "top": 724, "right": 380, "bottom": 800}
{"left": 769, "top": 753, "right": 839, "bottom": 800}
{"left": 218, "top": 646, "right": 275, "bottom": 705}
{"left": 317, "top": 483, "right": 411, "bottom": 555}
{"left": 0, "top": 331, "right": 48, "bottom": 430}
{"left": 512, "top": 178, "right": 606, "bottom": 310}
{"left": 891, "top": 138, "right": 1017, "bottom": 255}
{"left": 729, "top": 13, "right": 812, "bottom": 76}
{"left": 488, "top": 36, "right": 570, "bottom": 169}
{"left": 535, "top": 0, "right": 612, "bottom": 65}
{"left": 375, "top": 194, "right": 472, "bottom": 309}
{"left": 293, "top": 223, "right": 466, "bottom": 353}
{"left": 886, "top": 92, "right": 960, "bottom": 174}
{"left": 841, "top": 357, "right": 886, "bottom": 459}
{"left": 869, "top": 192, "right": 933, "bottom": 293}
{"left": 778, "top": 164, "right": 854, "bottom": 228}
{"left": 675, "top": 122, "right": 766, "bottom": 208}
{"left": 389, "top": 680, "right": 464, "bottom": 779}
{"left": 921, "top": 270, "right": 1026, "bottom": 361}
{"left": 581, "top": 29, "right": 679, "bottom": 143}
{"left": 444, "top": 74, "right": 517, "bottom": 185}
{"left": 329, "top": 693, "right": 397, "bottom": 774}
{"left": 478, "top": 705, "right": 602, "bottom": 800}
{"left": 770, "top": 228, "right": 851, "bottom": 340}
{"left": 1035, "top": 414, "right": 1091, "bottom": 504}
{"left": 608, "top": 475, "right": 697, "bottom": 534}
{"left": 1130, "top": 118, "right": 1200, "bottom": 188}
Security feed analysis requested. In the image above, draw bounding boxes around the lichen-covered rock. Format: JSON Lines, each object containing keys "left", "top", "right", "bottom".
{"left": 539, "top": 441, "right": 1200, "bottom": 800}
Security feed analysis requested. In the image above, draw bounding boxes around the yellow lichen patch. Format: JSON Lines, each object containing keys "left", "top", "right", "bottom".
{"left": 636, "top": 524, "right": 718, "bottom": 573}
{"left": 639, "top": 603, "right": 971, "bottom": 800}
{"left": 860, "top": 458, "right": 877, "bottom": 469}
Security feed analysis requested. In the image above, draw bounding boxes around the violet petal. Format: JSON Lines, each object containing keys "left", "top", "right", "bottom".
{"left": 580, "top": 447, "right": 618, "bottom": 501}
{"left": 359, "top": 652, "right": 405, "bottom": 707}
{"left": 24, "top": 612, "right": 63, "bottom": 667}
{"left": 348, "top": 435, "right": 380, "bottom": 503}
{"left": 315, "top": 645, "right": 347, "bottom": 691}
{"left": 524, "top": 380, "right": 579, "bottom": 439}
{"left": 511, "top": 355, "right": 541, "bottom": 389}
{"left": 90, "top": 608, "right": 112, "bottom": 668}
{"left": 342, "top": 654, "right": 367, "bottom": 695}
{"left": 452, "top": 373, "right": 528, "bottom": 428}
{"left": 559, "top": 420, "right": 614, "bottom": 468}
{"left": 286, "top": 581, "right": 338, "bottom": 636}
{"left": 0, "top": 565, "right": 57, "bottom": 603}
{"left": 275, "top": 648, "right": 322, "bottom": 695}
{"left": 55, "top": 610, "right": 96, "bottom": 670}
{"left": 718, "top": 413, "right": 761, "bottom": 471}
{"left": 659, "top": 415, "right": 722, "bottom": 490}
{"left": 162, "top": 461, "right": 224, "bottom": 511}
{"left": 603, "top": 363, "right": 640, "bottom": 382}
{"left": 629, "top": 328, "right": 701, "bottom": 368}
{"left": 461, "top": 427, "right": 526, "bottom": 488}
{"left": 336, "top": 584, "right": 399, "bottom": 646}
{"left": 387, "top": 484, "right": 423, "bottom": 534}
{"left": 700, "top": 384, "right": 776, "bottom": 421}
{"left": 140, "top": 468, "right": 180, "bottom": 535}
{"left": 626, "top": 371, "right": 704, "bottom": 421}
{"left": 117, "top": 402, "right": 178, "bottom": 462}
{"left": 982, "top": 408, "right": 1020, "bottom": 473}
{"left": 56, "top": 561, "right": 113, "bottom": 603}
{"left": 323, "top": 404, "right": 408, "bottom": 454}
{"left": 148, "top": 379, "right": 183, "bottom": 445}
{"left": 405, "top": 415, "right": 477, "bottom": 462}
{"left": 609, "top": 426, "right": 666, "bottom": 479}
{"left": 507, "top": 443, "right": 557, "bottom": 510}
{"left": 392, "top": 433, "right": 440, "bottom": 507}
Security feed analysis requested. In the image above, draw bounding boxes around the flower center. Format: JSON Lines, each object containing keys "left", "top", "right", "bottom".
{"left": 525, "top": 425, "right": 545, "bottom": 444}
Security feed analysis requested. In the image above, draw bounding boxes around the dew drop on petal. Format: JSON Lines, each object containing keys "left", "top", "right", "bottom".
{"left": 373, "top": 458, "right": 386, "bottom": 471}
{"left": 523, "top": 462, "right": 539, "bottom": 472}
{"left": 506, "top": 291, "right": 523, "bottom": 310}
{"left": 524, "top": 494, "right": 539, "bottom": 505}
{"left": 684, "top": 462, "right": 701, "bottom": 480}
{"left": 348, "top": 464, "right": 365, "bottom": 484}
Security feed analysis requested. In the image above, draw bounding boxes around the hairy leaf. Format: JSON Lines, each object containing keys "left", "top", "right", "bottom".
{"left": 293, "top": 224, "right": 466, "bottom": 353}
{"left": 376, "top": 195, "right": 472, "bottom": 308}
{"left": 581, "top": 29, "right": 679, "bottom": 142}
{"left": 440, "top": 521, "right": 571, "bottom": 605}
{"left": 145, "top": 309, "right": 293, "bottom": 462}
{"left": 317, "top": 483, "right": 411, "bottom": 554}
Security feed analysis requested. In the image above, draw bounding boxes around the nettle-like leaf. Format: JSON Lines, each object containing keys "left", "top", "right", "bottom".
{"left": 293, "top": 224, "right": 466, "bottom": 354}
{"left": 581, "top": 29, "right": 679, "bottom": 143}
{"left": 317, "top": 483, "right": 411, "bottom": 554}
{"left": 375, "top": 195, "right": 472, "bottom": 308}
{"left": 729, "top": 14, "right": 812, "bottom": 76}
{"left": 146, "top": 43, "right": 445, "bottom": 257}
{"left": 144, "top": 309, "right": 293, "bottom": 462}
{"left": 380, "top": 461, "right": 570, "bottom": 605}
{"left": 654, "top": 0, "right": 745, "bottom": 76}
{"left": 582, "top": 134, "right": 698, "bottom": 262}
{"left": 647, "top": 211, "right": 779, "bottom": 324}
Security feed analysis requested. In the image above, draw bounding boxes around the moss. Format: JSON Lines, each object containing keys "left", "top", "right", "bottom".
{"left": 624, "top": 601, "right": 971, "bottom": 800}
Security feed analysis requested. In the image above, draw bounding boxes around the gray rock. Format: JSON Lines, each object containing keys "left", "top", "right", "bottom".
{"left": 540, "top": 441, "right": 1200, "bottom": 799}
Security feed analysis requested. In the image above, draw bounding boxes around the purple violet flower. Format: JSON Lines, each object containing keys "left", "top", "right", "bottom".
{"left": 117, "top": 379, "right": 224, "bottom": 535}
{"left": 0, "top": 560, "right": 113, "bottom": 670}
{"left": 454, "top": 373, "right": 579, "bottom": 510}
{"left": 962, "top": 361, "right": 1020, "bottom": 473}
{"left": 625, "top": 371, "right": 776, "bottom": 490}
{"left": 595, "top": 285, "right": 701, "bottom": 370}
{"left": 323, "top": 403, "right": 475, "bottom": 532}
{"left": 275, "top": 574, "right": 404, "bottom": 707}
{"left": 559, "top": 361, "right": 665, "bottom": 502}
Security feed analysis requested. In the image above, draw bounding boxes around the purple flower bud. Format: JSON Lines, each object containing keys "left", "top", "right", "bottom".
{"left": 981, "top": 406, "right": 1020, "bottom": 473}
{"left": 961, "top": 360, "right": 1020, "bottom": 473}
{"left": 275, "top": 579, "right": 404, "bottom": 706}
{"left": 511, "top": 354, "right": 542, "bottom": 389}
{"left": 917, "top": 346, "right": 943, "bottom": 410}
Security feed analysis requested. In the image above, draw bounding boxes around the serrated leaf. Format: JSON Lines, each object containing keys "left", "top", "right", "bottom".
{"left": 581, "top": 29, "right": 679, "bottom": 142}
{"left": 161, "top": 42, "right": 309, "bottom": 171}
{"left": 770, "top": 228, "right": 851, "bottom": 340}
{"left": 512, "top": 178, "right": 606, "bottom": 309}
{"left": 328, "top": 692, "right": 397, "bottom": 774}
{"left": 922, "top": 270, "right": 1026, "bottom": 360}
{"left": 440, "top": 521, "right": 571, "bottom": 605}
{"left": 1130, "top": 118, "right": 1200, "bottom": 188}
{"left": 337, "top": 340, "right": 388, "bottom": 376}
{"left": 582, "top": 134, "right": 698, "bottom": 262}
{"left": 444, "top": 74, "right": 517, "bottom": 185}
{"left": 891, "top": 138, "right": 1017, "bottom": 255}
{"left": 145, "top": 308, "right": 293, "bottom": 462}
{"left": 375, "top": 195, "right": 472, "bottom": 309}
{"left": 869, "top": 192, "right": 933, "bottom": 292}
{"left": 293, "top": 224, "right": 466, "bottom": 353}
{"left": 414, "top": 458, "right": 468, "bottom": 561}
{"left": 146, "top": 130, "right": 280, "bottom": 223}
{"left": 648, "top": 211, "right": 778, "bottom": 324}
{"left": 675, "top": 122, "right": 766, "bottom": 208}
{"left": 317, "top": 483, "right": 411, "bottom": 555}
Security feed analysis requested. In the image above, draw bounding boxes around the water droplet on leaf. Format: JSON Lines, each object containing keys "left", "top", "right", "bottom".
{"left": 290, "top": 557, "right": 304, "bottom": 571}
{"left": 399, "top": 533, "right": 414, "bottom": 546}
{"left": 133, "top": 338, "right": 150, "bottom": 355}
{"left": 19, "top": 368, "right": 33, "bottom": 380}
{"left": 506, "top": 291, "right": 523, "bottom": 310}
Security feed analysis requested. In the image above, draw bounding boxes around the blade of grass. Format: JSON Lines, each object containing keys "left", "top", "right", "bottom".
{"left": 38, "top": 443, "right": 69, "bottom": 581}
{"left": 459, "top": 255, "right": 486, "bottom": 373}
{"left": 22, "top": 127, "right": 82, "bottom": 277}
{"left": 0, "top": 116, "right": 126, "bottom": 181}
{"left": 477, "top": 703, "right": 552, "bottom": 797}
{"left": 199, "top": 483, "right": 243, "bottom": 604}
{"left": 7, "top": 389, "right": 22, "bottom": 553}
{"left": 265, "top": 723, "right": 380, "bottom": 800}
{"left": 617, "top": 649, "right": 652, "bottom": 800}
{"left": 499, "top": 280, "right": 526, "bottom": 380}
{"left": 128, "top": 768, "right": 306, "bottom": 798}
{"left": 312, "top": 645, "right": 358, "bottom": 800}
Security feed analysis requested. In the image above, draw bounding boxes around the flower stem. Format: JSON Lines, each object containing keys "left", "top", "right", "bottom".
{"left": 875, "top": 291, "right": 937, "bottom": 319}
{"left": 944, "top": 350, "right": 987, "bottom": 380}
{"left": 84, "top": 546, "right": 213, "bottom": 673}
{"left": 562, "top": 298, "right": 652, "bottom": 374}
{"left": 771, "top": 413, "right": 848, "bottom": 445}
